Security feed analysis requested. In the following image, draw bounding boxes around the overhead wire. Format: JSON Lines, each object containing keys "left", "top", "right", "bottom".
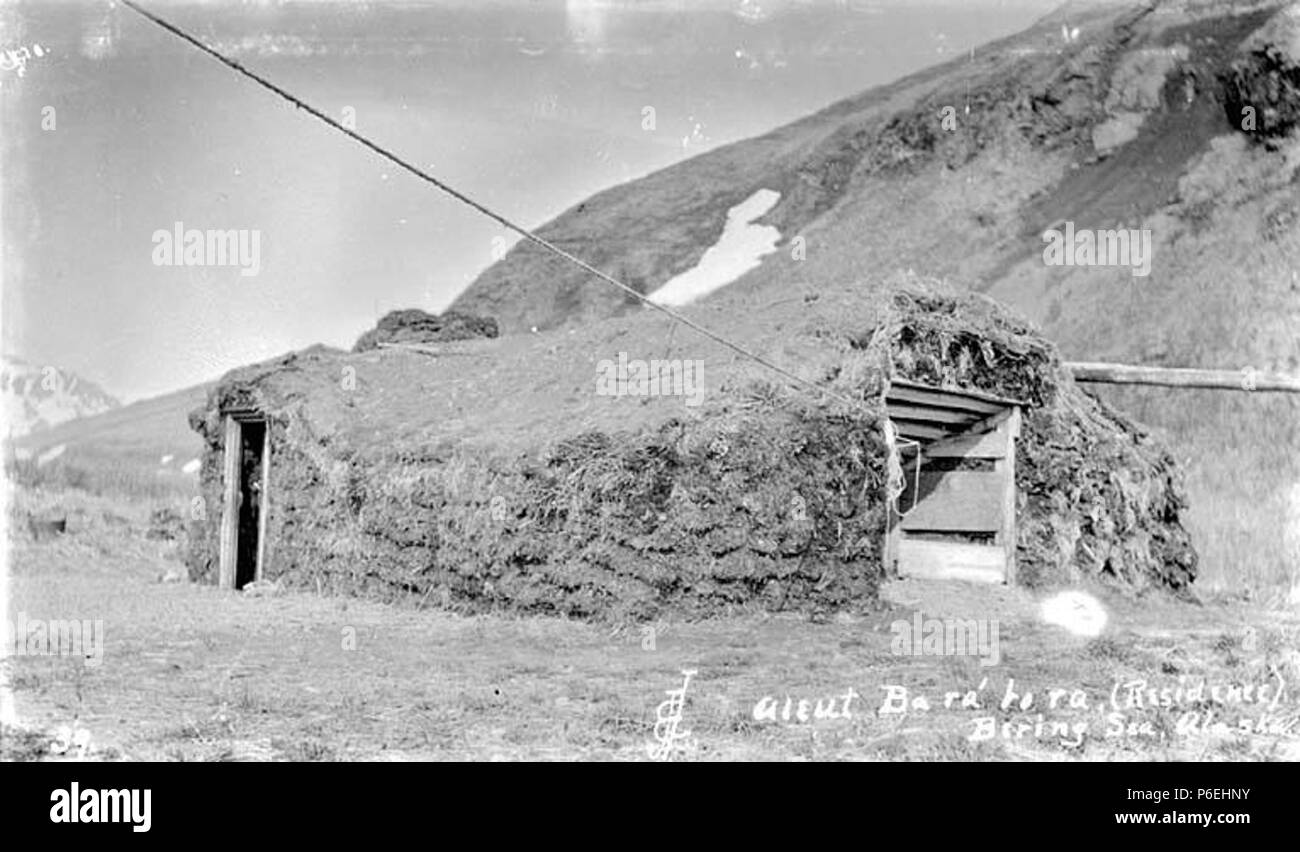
{"left": 120, "top": 0, "right": 871, "bottom": 416}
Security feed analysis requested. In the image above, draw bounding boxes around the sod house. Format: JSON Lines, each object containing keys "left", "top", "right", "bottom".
{"left": 186, "top": 284, "right": 1197, "bottom": 619}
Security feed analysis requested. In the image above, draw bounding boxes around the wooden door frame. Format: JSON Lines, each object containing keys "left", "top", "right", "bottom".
{"left": 994, "top": 407, "right": 1021, "bottom": 585}
{"left": 883, "top": 405, "right": 1021, "bottom": 585}
{"left": 218, "top": 412, "right": 270, "bottom": 590}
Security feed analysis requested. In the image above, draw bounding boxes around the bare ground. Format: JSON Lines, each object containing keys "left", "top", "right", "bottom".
{"left": 3, "top": 486, "right": 1299, "bottom": 762}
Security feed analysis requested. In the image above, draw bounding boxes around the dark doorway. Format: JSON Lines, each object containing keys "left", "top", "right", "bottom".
{"left": 220, "top": 413, "right": 269, "bottom": 591}
{"left": 235, "top": 420, "right": 266, "bottom": 589}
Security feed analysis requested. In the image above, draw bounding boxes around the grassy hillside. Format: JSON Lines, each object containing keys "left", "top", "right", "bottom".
{"left": 6, "top": 383, "right": 210, "bottom": 501}
{"left": 451, "top": 0, "right": 1300, "bottom": 599}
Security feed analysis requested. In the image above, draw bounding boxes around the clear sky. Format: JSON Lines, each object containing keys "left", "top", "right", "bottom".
{"left": 1, "top": 0, "right": 1060, "bottom": 402}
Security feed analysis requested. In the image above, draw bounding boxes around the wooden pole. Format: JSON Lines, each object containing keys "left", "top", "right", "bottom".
{"left": 375, "top": 342, "right": 480, "bottom": 357}
{"left": 1065, "top": 362, "right": 1300, "bottom": 394}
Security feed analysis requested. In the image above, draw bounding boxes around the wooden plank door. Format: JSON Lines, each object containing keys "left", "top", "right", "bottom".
{"left": 218, "top": 416, "right": 241, "bottom": 590}
{"left": 888, "top": 406, "right": 1020, "bottom": 584}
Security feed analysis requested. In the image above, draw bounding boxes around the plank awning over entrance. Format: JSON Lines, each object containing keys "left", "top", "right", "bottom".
{"left": 884, "top": 378, "right": 1026, "bottom": 444}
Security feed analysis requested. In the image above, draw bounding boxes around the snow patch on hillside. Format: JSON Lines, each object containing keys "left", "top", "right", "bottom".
{"left": 648, "top": 188, "right": 781, "bottom": 307}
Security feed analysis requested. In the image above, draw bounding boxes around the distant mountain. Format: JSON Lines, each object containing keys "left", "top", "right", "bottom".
{"left": 0, "top": 355, "right": 121, "bottom": 438}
